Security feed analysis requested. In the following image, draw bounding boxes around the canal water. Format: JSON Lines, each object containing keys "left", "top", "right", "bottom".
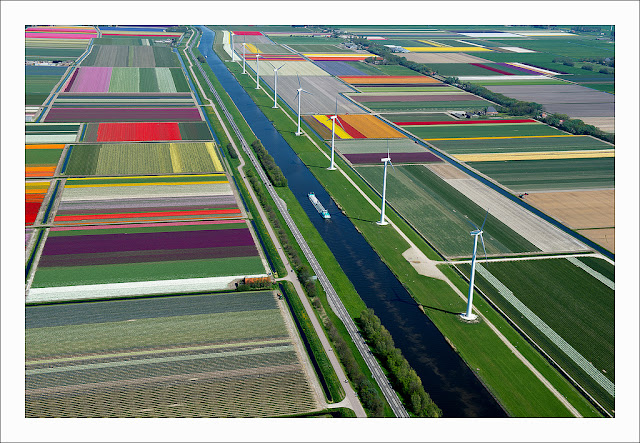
{"left": 197, "top": 26, "right": 506, "bottom": 418}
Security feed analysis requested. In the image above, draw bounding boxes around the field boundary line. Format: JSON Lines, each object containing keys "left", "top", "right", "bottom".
{"left": 476, "top": 263, "right": 615, "bottom": 397}
{"left": 566, "top": 257, "right": 614, "bottom": 290}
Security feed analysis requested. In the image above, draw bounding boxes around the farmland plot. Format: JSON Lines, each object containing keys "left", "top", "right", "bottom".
{"left": 28, "top": 220, "right": 267, "bottom": 302}
{"left": 53, "top": 174, "right": 241, "bottom": 226}
{"left": 81, "top": 122, "right": 212, "bottom": 142}
{"left": 457, "top": 258, "right": 614, "bottom": 415}
{"left": 467, "top": 157, "right": 614, "bottom": 191}
{"left": 64, "top": 143, "right": 223, "bottom": 176}
{"left": 356, "top": 164, "right": 540, "bottom": 257}
{"left": 25, "top": 123, "right": 81, "bottom": 144}
{"left": 26, "top": 144, "right": 64, "bottom": 178}
{"left": 25, "top": 291, "right": 319, "bottom": 417}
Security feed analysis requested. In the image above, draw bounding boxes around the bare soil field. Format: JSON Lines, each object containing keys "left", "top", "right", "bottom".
{"left": 400, "top": 52, "right": 492, "bottom": 64}
{"left": 525, "top": 189, "right": 614, "bottom": 230}
{"left": 576, "top": 117, "right": 615, "bottom": 133}
{"left": 577, "top": 228, "right": 615, "bottom": 253}
{"left": 262, "top": 75, "right": 365, "bottom": 115}
{"left": 484, "top": 84, "right": 615, "bottom": 118}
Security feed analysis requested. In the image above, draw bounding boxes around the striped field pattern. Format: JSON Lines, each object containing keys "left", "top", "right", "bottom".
{"left": 53, "top": 174, "right": 241, "bottom": 225}
{"left": 305, "top": 114, "right": 406, "bottom": 139}
{"left": 26, "top": 180, "right": 51, "bottom": 226}
{"left": 82, "top": 122, "right": 212, "bottom": 142}
{"left": 26, "top": 291, "right": 318, "bottom": 417}
{"left": 64, "top": 143, "right": 223, "bottom": 176}
{"left": 26, "top": 144, "right": 64, "bottom": 178}
{"left": 29, "top": 220, "right": 267, "bottom": 301}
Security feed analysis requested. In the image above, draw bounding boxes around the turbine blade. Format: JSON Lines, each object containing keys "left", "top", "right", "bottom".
{"left": 389, "top": 159, "right": 396, "bottom": 172}
{"left": 464, "top": 216, "right": 479, "bottom": 230}
{"left": 302, "top": 89, "right": 313, "bottom": 95}
{"left": 276, "top": 63, "right": 285, "bottom": 71}
{"left": 481, "top": 209, "right": 489, "bottom": 230}
{"left": 335, "top": 97, "right": 338, "bottom": 116}
{"left": 479, "top": 233, "right": 487, "bottom": 261}
{"left": 335, "top": 116, "right": 346, "bottom": 131}
{"left": 297, "top": 73, "right": 301, "bottom": 88}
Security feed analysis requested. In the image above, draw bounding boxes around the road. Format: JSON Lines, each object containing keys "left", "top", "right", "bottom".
{"left": 187, "top": 28, "right": 409, "bottom": 418}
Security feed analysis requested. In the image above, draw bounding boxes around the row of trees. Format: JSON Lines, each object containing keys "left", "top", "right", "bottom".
{"left": 540, "top": 113, "right": 614, "bottom": 143}
{"left": 325, "top": 321, "right": 385, "bottom": 416}
{"left": 251, "top": 139, "right": 287, "bottom": 187}
{"left": 359, "top": 309, "right": 442, "bottom": 417}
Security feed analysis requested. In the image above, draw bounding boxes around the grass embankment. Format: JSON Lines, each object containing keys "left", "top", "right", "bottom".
{"left": 280, "top": 281, "right": 344, "bottom": 404}
{"left": 185, "top": 32, "right": 393, "bottom": 415}
{"left": 229, "top": 59, "right": 601, "bottom": 417}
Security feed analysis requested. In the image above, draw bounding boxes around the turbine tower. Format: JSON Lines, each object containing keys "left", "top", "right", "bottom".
{"left": 328, "top": 97, "right": 346, "bottom": 170}
{"left": 270, "top": 63, "right": 284, "bottom": 109}
{"left": 230, "top": 32, "right": 234, "bottom": 61}
{"left": 294, "top": 74, "right": 312, "bottom": 136}
{"left": 255, "top": 53, "right": 262, "bottom": 89}
{"left": 460, "top": 211, "right": 489, "bottom": 322}
{"left": 376, "top": 146, "right": 394, "bottom": 226}
{"left": 242, "top": 38, "right": 247, "bottom": 74}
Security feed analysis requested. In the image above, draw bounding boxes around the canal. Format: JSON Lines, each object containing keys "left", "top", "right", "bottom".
{"left": 197, "top": 26, "right": 506, "bottom": 418}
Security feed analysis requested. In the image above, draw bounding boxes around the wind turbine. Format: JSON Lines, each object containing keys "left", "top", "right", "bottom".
{"left": 460, "top": 210, "right": 489, "bottom": 322}
{"left": 230, "top": 32, "right": 234, "bottom": 61}
{"left": 255, "top": 53, "right": 262, "bottom": 89}
{"left": 328, "top": 97, "right": 346, "bottom": 170}
{"left": 376, "top": 143, "right": 394, "bottom": 226}
{"left": 242, "top": 37, "right": 247, "bottom": 74}
{"left": 270, "top": 62, "right": 285, "bottom": 109}
{"left": 294, "top": 74, "right": 312, "bottom": 136}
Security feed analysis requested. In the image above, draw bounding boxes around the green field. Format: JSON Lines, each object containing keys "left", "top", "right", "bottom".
{"left": 364, "top": 100, "right": 491, "bottom": 112}
{"left": 468, "top": 157, "right": 615, "bottom": 191}
{"left": 355, "top": 164, "right": 539, "bottom": 257}
{"left": 31, "top": 255, "right": 265, "bottom": 288}
{"left": 26, "top": 291, "right": 319, "bottom": 417}
{"left": 488, "top": 37, "right": 615, "bottom": 59}
{"left": 25, "top": 47, "right": 85, "bottom": 59}
{"left": 358, "top": 86, "right": 459, "bottom": 93}
{"left": 467, "top": 78, "right": 570, "bottom": 86}
{"left": 428, "top": 134, "right": 613, "bottom": 154}
{"left": 580, "top": 83, "right": 614, "bottom": 93}
{"left": 26, "top": 147, "right": 63, "bottom": 165}
{"left": 409, "top": 123, "right": 567, "bottom": 139}
{"left": 64, "top": 143, "right": 221, "bottom": 176}
{"left": 267, "top": 35, "right": 346, "bottom": 45}
{"left": 457, "top": 258, "right": 614, "bottom": 414}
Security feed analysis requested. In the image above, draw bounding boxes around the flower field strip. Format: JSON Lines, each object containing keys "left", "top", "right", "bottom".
{"left": 26, "top": 145, "right": 65, "bottom": 178}
{"left": 26, "top": 124, "right": 81, "bottom": 144}
{"left": 312, "top": 115, "right": 353, "bottom": 139}
{"left": 339, "top": 114, "right": 406, "bottom": 139}
{"left": 95, "top": 122, "right": 181, "bottom": 142}
{"left": 26, "top": 26, "right": 97, "bottom": 37}
{"left": 63, "top": 143, "right": 223, "bottom": 176}
{"left": 334, "top": 138, "right": 429, "bottom": 155}
{"left": 312, "top": 61, "right": 367, "bottom": 76}
{"left": 43, "top": 108, "right": 202, "bottom": 123}
{"left": 31, "top": 221, "right": 266, "bottom": 289}
{"left": 339, "top": 75, "right": 442, "bottom": 85}
{"left": 344, "top": 152, "right": 442, "bottom": 164}
{"left": 232, "top": 31, "right": 264, "bottom": 36}
{"left": 108, "top": 68, "right": 140, "bottom": 93}
{"left": 26, "top": 180, "right": 51, "bottom": 226}
{"left": 351, "top": 94, "right": 484, "bottom": 103}
{"left": 82, "top": 122, "right": 212, "bottom": 142}
{"left": 469, "top": 63, "right": 516, "bottom": 75}
{"left": 459, "top": 259, "right": 614, "bottom": 413}
{"left": 100, "top": 31, "right": 183, "bottom": 38}
{"left": 53, "top": 92, "right": 196, "bottom": 107}
{"left": 38, "top": 228, "right": 257, "bottom": 267}
{"left": 402, "top": 46, "right": 493, "bottom": 52}
{"left": 303, "top": 53, "right": 378, "bottom": 61}
{"left": 65, "top": 67, "right": 112, "bottom": 92}
{"left": 405, "top": 124, "right": 567, "bottom": 140}
{"left": 355, "top": 164, "right": 540, "bottom": 257}
{"left": 382, "top": 112, "right": 457, "bottom": 122}
{"left": 426, "top": 135, "right": 614, "bottom": 155}
{"left": 25, "top": 291, "right": 317, "bottom": 417}
{"left": 454, "top": 150, "right": 615, "bottom": 162}
{"left": 53, "top": 175, "right": 241, "bottom": 225}
{"left": 242, "top": 54, "right": 305, "bottom": 61}
{"left": 81, "top": 45, "right": 180, "bottom": 68}
{"left": 361, "top": 100, "right": 493, "bottom": 112}
{"left": 396, "top": 119, "right": 538, "bottom": 125}
{"left": 64, "top": 67, "right": 189, "bottom": 93}
{"left": 467, "top": 157, "right": 615, "bottom": 191}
